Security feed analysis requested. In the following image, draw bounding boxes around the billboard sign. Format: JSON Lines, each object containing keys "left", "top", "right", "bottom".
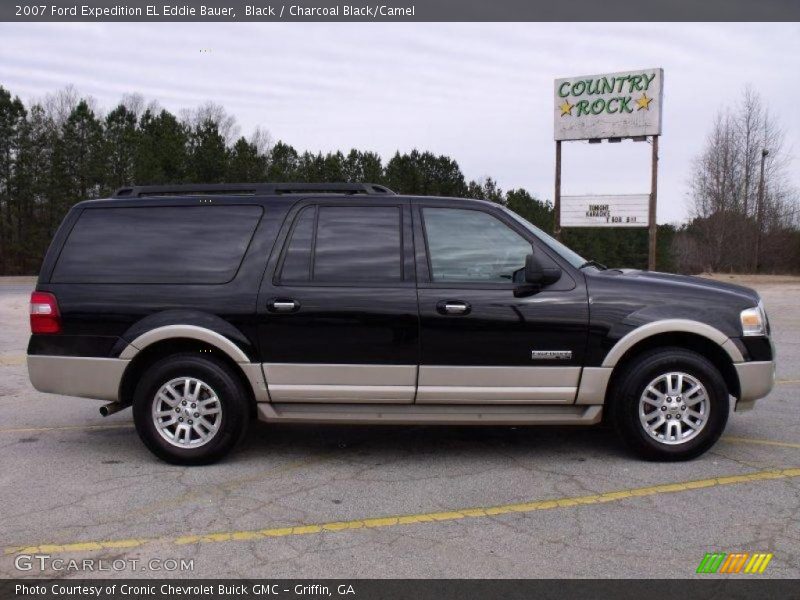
{"left": 560, "top": 194, "right": 649, "bottom": 228}
{"left": 554, "top": 68, "right": 663, "bottom": 141}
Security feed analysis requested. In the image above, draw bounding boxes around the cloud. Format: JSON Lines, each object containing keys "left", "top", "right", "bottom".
{"left": 1, "top": 22, "right": 798, "bottom": 223}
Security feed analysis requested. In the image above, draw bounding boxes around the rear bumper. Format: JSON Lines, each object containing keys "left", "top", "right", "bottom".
{"left": 734, "top": 360, "right": 776, "bottom": 410}
{"left": 27, "top": 355, "right": 129, "bottom": 401}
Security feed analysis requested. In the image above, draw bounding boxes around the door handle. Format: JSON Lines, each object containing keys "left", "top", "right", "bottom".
{"left": 436, "top": 300, "right": 471, "bottom": 315}
{"left": 268, "top": 299, "right": 300, "bottom": 313}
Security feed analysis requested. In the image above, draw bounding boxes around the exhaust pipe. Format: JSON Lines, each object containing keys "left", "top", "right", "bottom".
{"left": 99, "top": 402, "right": 125, "bottom": 417}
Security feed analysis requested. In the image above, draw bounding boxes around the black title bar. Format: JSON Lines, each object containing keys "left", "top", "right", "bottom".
{"left": 4, "top": 0, "right": 800, "bottom": 22}
{"left": 2, "top": 580, "right": 800, "bottom": 600}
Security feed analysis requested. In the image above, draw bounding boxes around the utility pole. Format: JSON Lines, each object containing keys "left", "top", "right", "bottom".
{"left": 754, "top": 147, "right": 768, "bottom": 272}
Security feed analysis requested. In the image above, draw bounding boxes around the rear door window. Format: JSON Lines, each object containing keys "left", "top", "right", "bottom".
{"left": 278, "top": 205, "right": 403, "bottom": 284}
{"left": 52, "top": 205, "right": 262, "bottom": 284}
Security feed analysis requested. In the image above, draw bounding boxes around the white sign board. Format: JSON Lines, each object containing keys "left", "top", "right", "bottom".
{"left": 554, "top": 68, "right": 663, "bottom": 141}
{"left": 561, "top": 194, "right": 649, "bottom": 228}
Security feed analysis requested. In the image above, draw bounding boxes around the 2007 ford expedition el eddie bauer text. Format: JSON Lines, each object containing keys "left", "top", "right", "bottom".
{"left": 27, "top": 183, "right": 775, "bottom": 464}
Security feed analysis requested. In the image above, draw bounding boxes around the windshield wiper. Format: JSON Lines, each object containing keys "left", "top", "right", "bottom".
{"left": 579, "top": 260, "right": 607, "bottom": 270}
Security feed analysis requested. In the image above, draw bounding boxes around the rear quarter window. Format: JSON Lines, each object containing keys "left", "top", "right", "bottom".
{"left": 52, "top": 205, "right": 263, "bottom": 284}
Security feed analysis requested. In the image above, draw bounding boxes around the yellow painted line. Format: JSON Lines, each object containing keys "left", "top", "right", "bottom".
{"left": 6, "top": 467, "right": 800, "bottom": 556}
{"left": 723, "top": 436, "right": 800, "bottom": 450}
{"left": 776, "top": 379, "right": 800, "bottom": 385}
{"left": 0, "top": 423, "right": 134, "bottom": 434}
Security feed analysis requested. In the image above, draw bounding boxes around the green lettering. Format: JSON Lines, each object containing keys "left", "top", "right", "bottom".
{"left": 615, "top": 75, "right": 629, "bottom": 93}
{"left": 642, "top": 72, "right": 656, "bottom": 90}
{"left": 572, "top": 81, "right": 586, "bottom": 96}
{"left": 576, "top": 100, "right": 590, "bottom": 116}
{"left": 600, "top": 77, "right": 613, "bottom": 94}
{"left": 606, "top": 97, "right": 620, "bottom": 114}
{"left": 587, "top": 79, "right": 600, "bottom": 95}
{"left": 619, "top": 97, "right": 633, "bottom": 113}
{"left": 628, "top": 75, "right": 643, "bottom": 92}
{"left": 590, "top": 99, "right": 606, "bottom": 115}
{"left": 558, "top": 81, "right": 571, "bottom": 98}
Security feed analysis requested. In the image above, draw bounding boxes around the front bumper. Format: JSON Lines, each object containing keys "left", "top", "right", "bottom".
{"left": 734, "top": 360, "right": 776, "bottom": 411}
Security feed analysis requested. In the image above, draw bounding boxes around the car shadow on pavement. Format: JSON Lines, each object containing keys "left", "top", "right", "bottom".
{"left": 235, "top": 421, "right": 629, "bottom": 464}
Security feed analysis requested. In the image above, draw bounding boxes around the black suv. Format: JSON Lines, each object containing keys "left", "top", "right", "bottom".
{"left": 27, "top": 183, "right": 775, "bottom": 464}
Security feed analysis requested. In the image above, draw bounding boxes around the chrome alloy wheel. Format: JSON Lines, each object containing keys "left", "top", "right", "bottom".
{"left": 152, "top": 377, "right": 222, "bottom": 448}
{"left": 638, "top": 372, "right": 709, "bottom": 445}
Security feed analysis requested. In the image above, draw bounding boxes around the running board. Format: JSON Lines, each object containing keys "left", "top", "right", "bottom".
{"left": 257, "top": 403, "right": 602, "bottom": 426}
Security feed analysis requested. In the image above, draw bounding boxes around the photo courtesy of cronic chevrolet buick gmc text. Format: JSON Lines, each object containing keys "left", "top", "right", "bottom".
{"left": 26, "top": 183, "right": 776, "bottom": 465}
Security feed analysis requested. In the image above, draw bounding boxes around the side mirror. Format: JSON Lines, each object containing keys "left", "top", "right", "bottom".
{"left": 515, "top": 254, "right": 562, "bottom": 296}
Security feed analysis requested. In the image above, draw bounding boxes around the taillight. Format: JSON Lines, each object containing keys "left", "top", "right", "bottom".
{"left": 30, "top": 291, "right": 61, "bottom": 334}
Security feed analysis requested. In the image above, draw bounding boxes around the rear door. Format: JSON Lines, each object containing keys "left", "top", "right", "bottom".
{"left": 413, "top": 203, "right": 589, "bottom": 404}
{"left": 257, "top": 197, "right": 419, "bottom": 403}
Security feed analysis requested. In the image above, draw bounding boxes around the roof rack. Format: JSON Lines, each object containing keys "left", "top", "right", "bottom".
{"left": 112, "top": 183, "right": 396, "bottom": 198}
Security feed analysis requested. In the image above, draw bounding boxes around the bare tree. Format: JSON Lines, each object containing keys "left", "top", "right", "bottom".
{"left": 180, "top": 101, "right": 240, "bottom": 144}
{"left": 683, "top": 87, "right": 798, "bottom": 273}
{"left": 249, "top": 126, "right": 273, "bottom": 156}
{"left": 41, "top": 86, "right": 101, "bottom": 126}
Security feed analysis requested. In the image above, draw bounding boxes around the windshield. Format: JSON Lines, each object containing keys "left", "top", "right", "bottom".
{"left": 502, "top": 207, "right": 586, "bottom": 269}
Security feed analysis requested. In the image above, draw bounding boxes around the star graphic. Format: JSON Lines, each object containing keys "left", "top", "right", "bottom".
{"left": 559, "top": 100, "right": 574, "bottom": 116}
{"left": 636, "top": 93, "right": 653, "bottom": 111}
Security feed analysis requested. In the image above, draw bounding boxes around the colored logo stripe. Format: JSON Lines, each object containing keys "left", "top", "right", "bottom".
{"left": 697, "top": 553, "right": 726, "bottom": 573}
{"left": 744, "top": 553, "right": 773, "bottom": 573}
{"left": 697, "top": 552, "right": 773, "bottom": 574}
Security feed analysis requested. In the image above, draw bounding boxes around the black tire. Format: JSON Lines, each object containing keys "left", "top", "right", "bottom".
{"left": 133, "top": 353, "right": 250, "bottom": 465}
{"left": 611, "top": 347, "right": 729, "bottom": 461}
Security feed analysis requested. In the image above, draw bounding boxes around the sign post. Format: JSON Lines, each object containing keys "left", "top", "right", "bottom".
{"left": 649, "top": 135, "right": 659, "bottom": 270}
{"left": 553, "top": 67, "right": 663, "bottom": 267}
{"left": 554, "top": 140, "right": 562, "bottom": 239}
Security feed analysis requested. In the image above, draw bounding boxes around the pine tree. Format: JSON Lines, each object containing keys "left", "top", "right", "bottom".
{"left": 188, "top": 119, "right": 228, "bottom": 183}
{"left": 104, "top": 105, "right": 138, "bottom": 193}
{"left": 0, "top": 87, "right": 27, "bottom": 273}
{"left": 135, "top": 109, "right": 188, "bottom": 184}
{"left": 227, "top": 137, "right": 267, "bottom": 182}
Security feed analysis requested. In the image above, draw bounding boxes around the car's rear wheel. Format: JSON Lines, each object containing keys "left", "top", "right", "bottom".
{"left": 611, "top": 348, "right": 729, "bottom": 461}
{"left": 133, "top": 353, "right": 250, "bottom": 465}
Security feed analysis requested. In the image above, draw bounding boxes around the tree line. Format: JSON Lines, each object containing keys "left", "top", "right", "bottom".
{"left": 0, "top": 84, "right": 795, "bottom": 276}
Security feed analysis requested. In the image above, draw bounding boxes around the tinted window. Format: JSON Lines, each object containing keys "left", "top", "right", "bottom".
{"left": 314, "top": 206, "right": 402, "bottom": 282}
{"left": 280, "top": 207, "right": 315, "bottom": 282}
{"left": 53, "top": 205, "right": 262, "bottom": 284}
{"left": 423, "top": 208, "right": 531, "bottom": 282}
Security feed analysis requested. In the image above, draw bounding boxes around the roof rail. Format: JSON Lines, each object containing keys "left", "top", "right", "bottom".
{"left": 112, "top": 183, "right": 396, "bottom": 198}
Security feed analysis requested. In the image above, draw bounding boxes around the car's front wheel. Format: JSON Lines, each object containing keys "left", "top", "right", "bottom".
{"left": 133, "top": 353, "right": 250, "bottom": 465}
{"left": 612, "top": 347, "right": 729, "bottom": 461}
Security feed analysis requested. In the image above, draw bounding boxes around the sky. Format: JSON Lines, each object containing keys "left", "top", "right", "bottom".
{"left": 1, "top": 22, "right": 798, "bottom": 224}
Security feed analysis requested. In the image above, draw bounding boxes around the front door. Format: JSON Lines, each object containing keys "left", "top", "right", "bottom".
{"left": 257, "top": 198, "right": 419, "bottom": 403}
{"left": 414, "top": 204, "right": 588, "bottom": 404}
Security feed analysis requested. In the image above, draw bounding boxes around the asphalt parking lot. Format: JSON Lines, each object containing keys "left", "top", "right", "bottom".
{"left": 1, "top": 275, "right": 799, "bottom": 579}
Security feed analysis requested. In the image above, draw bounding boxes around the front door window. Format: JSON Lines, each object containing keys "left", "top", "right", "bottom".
{"left": 422, "top": 208, "right": 531, "bottom": 283}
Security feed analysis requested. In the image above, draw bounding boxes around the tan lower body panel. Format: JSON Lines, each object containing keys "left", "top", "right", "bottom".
{"left": 258, "top": 402, "right": 602, "bottom": 425}
{"left": 734, "top": 360, "right": 776, "bottom": 404}
{"left": 263, "top": 363, "right": 417, "bottom": 403}
{"left": 575, "top": 367, "right": 613, "bottom": 405}
{"left": 27, "top": 355, "right": 129, "bottom": 401}
{"left": 416, "top": 366, "right": 580, "bottom": 404}
{"left": 240, "top": 363, "right": 270, "bottom": 402}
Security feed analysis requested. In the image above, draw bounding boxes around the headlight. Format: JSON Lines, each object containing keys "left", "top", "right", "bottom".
{"left": 740, "top": 302, "right": 767, "bottom": 337}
